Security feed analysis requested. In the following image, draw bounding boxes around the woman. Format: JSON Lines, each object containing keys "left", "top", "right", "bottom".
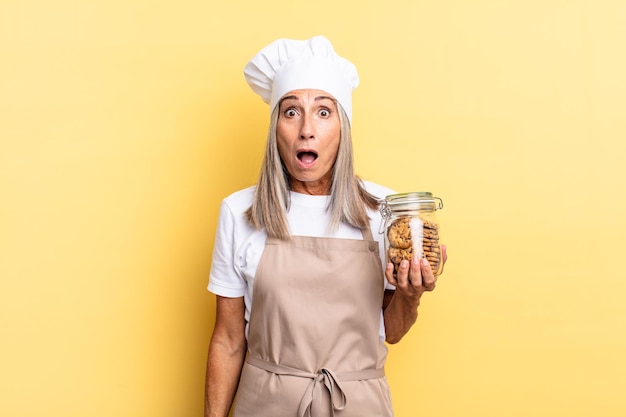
{"left": 205, "top": 36, "right": 447, "bottom": 417}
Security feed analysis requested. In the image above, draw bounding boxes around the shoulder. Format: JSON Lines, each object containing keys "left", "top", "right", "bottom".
{"left": 220, "top": 185, "right": 256, "bottom": 214}
{"left": 361, "top": 180, "right": 397, "bottom": 199}
{"left": 215, "top": 186, "right": 258, "bottom": 237}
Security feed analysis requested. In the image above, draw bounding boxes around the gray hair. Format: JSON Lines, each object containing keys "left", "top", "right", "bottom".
{"left": 245, "top": 104, "right": 378, "bottom": 240}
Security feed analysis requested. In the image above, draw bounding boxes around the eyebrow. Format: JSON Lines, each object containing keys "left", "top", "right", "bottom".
{"left": 279, "top": 95, "right": 336, "bottom": 105}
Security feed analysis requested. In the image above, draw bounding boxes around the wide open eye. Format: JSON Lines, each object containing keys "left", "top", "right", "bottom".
{"left": 319, "top": 108, "right": 331, "bottom": 117}
{"left": 284, "top": 108, "right": 298, "bottom": 117}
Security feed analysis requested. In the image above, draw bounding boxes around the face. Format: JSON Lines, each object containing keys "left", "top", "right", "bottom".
{"left": 276, "top": 89, "right": 341, "bottom": 195}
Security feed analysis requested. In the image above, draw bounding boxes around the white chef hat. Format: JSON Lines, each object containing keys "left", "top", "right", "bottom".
{"left": 243, "top": 36, "right": 360, "bottom": 124}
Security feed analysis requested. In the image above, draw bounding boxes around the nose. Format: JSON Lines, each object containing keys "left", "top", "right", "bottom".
{"left": 299, "top": 113, "right": 315, "bottom": 140}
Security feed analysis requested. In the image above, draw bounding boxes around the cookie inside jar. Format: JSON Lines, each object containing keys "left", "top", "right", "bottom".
{"left": 386, "top": 215, "right": 441, "bottom": 277}
{"left": 380, "top": 192, "right": 444, "bottom": 278}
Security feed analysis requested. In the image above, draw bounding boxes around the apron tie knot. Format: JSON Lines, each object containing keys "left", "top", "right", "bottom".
{"left": 298, "top": 367, "right": 347, "bottom": 417}
{"left": 245, "top": 356, "right": 385, "bottom": 417}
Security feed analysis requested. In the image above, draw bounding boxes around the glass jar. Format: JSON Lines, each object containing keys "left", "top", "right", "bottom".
{"left": 379, "top": 192, "right": 444, "bottom": 277}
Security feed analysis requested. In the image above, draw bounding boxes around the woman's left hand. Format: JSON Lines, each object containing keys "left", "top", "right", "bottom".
{"left": 385, "top": 245, "right": 448, "bottom": 298}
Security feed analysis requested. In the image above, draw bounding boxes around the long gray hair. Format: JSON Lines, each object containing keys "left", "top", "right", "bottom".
{"left": 245, "top": 103, "right": 379, "bottom": 240}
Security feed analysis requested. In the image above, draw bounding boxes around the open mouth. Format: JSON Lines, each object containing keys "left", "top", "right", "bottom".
{"left": 297, "top": 151, "right": 318, "bottom": 165}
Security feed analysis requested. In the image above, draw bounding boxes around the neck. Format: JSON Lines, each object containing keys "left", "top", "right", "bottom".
{"left": 289, "top": 178, "right": 332, "bottom": 196}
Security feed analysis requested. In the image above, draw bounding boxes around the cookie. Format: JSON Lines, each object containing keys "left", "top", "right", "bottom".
{"left": 422, "top": 220, "right": 439, "bottom": 230}
{"left": 424, "top": 248, "right": 440, "bottom": 258}
{"left": 388, "top": 247, "right": 413, "bottom": 264}
{"left": 386, "top": 213, "right": 442, "bottom": 276}
{"left": 422, "top": 237, "right": 440, "bottom": 246}
{"left": 422, "top": 229, "right": 439, "bottom": 239}
{"left": 387, "top": 217, "right": 413, "bottom": 249}
{"left": 424, "top": 247, "right": 440, "bottom": 254}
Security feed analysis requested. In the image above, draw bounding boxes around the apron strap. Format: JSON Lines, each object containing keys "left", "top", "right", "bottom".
{"left": 246, "top": 355, "right": 385, "bottom": 417}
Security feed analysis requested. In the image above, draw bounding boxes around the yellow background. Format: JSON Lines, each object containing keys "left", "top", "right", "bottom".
{"left": 2, "top": 0, "right": 625, "bottom": 416}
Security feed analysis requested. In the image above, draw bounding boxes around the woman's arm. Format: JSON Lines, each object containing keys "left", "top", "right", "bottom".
{"left": 205, "top": 295, "right": 247, "bottom": 417}
{"left": 382, "top": 245, "right": 447, "bottom": 344}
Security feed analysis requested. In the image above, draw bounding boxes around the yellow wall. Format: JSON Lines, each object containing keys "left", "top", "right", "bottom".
{"left": 2, "top": 1, "right": 625, "bottom": 416}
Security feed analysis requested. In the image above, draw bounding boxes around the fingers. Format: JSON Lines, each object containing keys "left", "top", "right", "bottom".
{"left": 399, "top": 258, "right": 415, "bottom": 289}
{"left": 385, "top": 262, "right": 397, "bottom": 287}
{"left": 385, "top": 245, "right": 449, "bottom": 294}
{"left": 385, "top": 260, "right": 412, "bottom": 290}
{"left": 385, "top": 256, "right": 437, "bottom": 294}
{"left": 407, "top": 257, "right": 422, "bottom": 289}
{"left": 420, "top": 258, "right": 436, "bottom": 291}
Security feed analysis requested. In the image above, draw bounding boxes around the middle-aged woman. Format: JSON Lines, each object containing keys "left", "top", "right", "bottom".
{"left": 205, "top": 36, "right": 448, "bottom": 417}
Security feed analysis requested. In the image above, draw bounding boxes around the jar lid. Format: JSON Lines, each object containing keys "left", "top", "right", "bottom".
{"left": 384, "top": 192, "right": 443, "bottom": 211}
